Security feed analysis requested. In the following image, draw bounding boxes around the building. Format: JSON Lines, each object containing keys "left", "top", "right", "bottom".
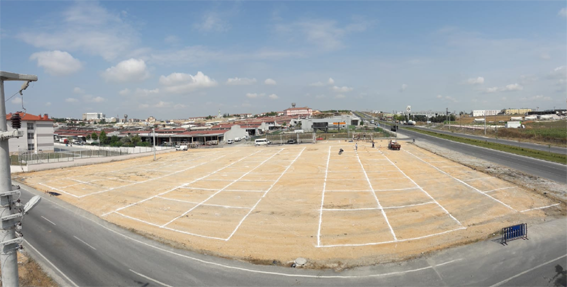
{"left": 299, "top": 115, "right": 361, "bottom": 132}
{"left": 471, "top": 110, "right": 500, "bottom": 117}
{"left": 83, "top": 113, "right": 105, "bottom": 121}
{"left": 284, "top": 107, "right": 313, "bottom": 117}
{"left": 502, "top": 108, "right": 532, "bottom": 115}
{"left": 6, "top": 113, "right": 54, "bottom": 154}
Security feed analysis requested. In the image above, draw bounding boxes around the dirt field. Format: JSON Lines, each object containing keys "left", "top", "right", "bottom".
{"left": 15, "top": 141, "right": 563, "bottom": 268}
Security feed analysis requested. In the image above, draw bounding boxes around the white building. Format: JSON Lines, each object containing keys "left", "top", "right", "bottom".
{"left": 472, "top": 110, "right": 500, "bottom": 117}
{"left": 83, "top": 112, "right": 105, "bottom": 121}
{"left": 6, "top": 113, "right": 54, "bottom": 154}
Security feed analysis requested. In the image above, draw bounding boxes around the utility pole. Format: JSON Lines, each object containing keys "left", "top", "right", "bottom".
{"left": 152, "top": 128, "right": 156, "bottom": 161}
{"left": 1, "top": 71, "right": 38, "bottom": 287}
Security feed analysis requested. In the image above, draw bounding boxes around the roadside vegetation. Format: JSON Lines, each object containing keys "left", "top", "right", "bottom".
{"left": 406, "top": 127, "right": 567, "bottom": 165}
{"left": 0, "top": 253, "right": 56, "bottom": 287}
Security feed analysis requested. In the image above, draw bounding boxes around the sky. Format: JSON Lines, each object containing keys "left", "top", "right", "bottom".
{"left": 1, "top": 1, "right": 566, "bottom": 119}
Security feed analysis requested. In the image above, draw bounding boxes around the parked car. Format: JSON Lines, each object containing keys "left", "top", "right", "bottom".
{"left": 176, "top": 145, "right": 188, "bottom": 151}
{"left": 287, "top": 139, "right": 297, "bottom": 144}
{"left": 227, "top": 139, "right": 233, "bottom": 144}
{"left": 255, "top": 138, "right": 270, "bottom": 146}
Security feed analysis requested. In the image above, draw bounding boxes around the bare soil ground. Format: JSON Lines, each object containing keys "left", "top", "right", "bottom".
{"left": 14, "top": 142, "right": 564, "bottom": 269}
{"left": 0, "top": 252, "right": 56, "bottom": 287}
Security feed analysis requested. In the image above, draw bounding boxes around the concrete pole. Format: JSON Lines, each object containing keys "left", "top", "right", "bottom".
{"left": 0, "top": 79, "right": 19, "bottom": 287}
{"left": 152, "top": 128, "right": 156, "bottom": 161}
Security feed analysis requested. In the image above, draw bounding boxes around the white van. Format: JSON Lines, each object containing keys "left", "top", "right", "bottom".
{"left": 176, "top": 145, "right": 188, "bottom": 151}
{"left": 255, "top": 138, "right": 270, "bottom": 146}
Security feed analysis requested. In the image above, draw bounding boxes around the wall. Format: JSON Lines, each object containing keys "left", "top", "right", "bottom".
{"left": 7, "top": 120, "right": 54, "bottom": 154}
{"left": 223, "top": 125, "right": 248, "bottom": 141}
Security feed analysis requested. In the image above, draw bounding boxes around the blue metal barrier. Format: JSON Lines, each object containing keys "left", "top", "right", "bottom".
{"left": 501, "top": 223, "right": 528, "bottom": 245}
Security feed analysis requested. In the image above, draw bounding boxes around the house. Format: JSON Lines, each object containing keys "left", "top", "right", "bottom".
{"left": 6, "top": 113, "right": 54, "bottom": 154}
{"left": 284, "top": 107, "right": 313, "bottom": 117}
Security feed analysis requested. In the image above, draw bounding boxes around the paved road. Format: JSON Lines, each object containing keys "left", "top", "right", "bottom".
{"left": 18, "top": 183, "right": 567, "bottom": 286}
{"left": 410, "top": 125, "right": 567, "bottom": 155}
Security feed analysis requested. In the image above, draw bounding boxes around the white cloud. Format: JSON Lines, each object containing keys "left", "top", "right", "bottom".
{"left": 264, "top": 78, "right": 277, "bottom": 85}
{"left": 174, "top": 104, "right": 186, "bottom": 109}
{"left": 159, "top": 72, "right": 217, "bottom": 93}
{"left": 11, "top": 97, "right": 22, "bottom": 104}
{"left": 246, "top": 93, "right": 265, "bottom": 99}
{"left": 119, "top": 88, "right": 130, "bottom": 96}
{"left": 540, "top": 53, "right": 551, "bottom": 60}
{"left": 335, "top": 94, "right": 346, "bottom": 99}
{"left": 83, "top": 95, "right": 106, "bottom": 103}
{"left": 18, "top": 2, "right": 138, "bottom": 61}
{"left": 501, "top": 83, "right": 523, "bottom": 91}
{"left": 154, "top": 101, "right": 171, "bottom": 108}
{"left": 466, "top": 77, "right": 484, "bottom": 85}
{"left": 226, "top": 77, "right": 257, "bottom": 85}
{"left": 332, "top": 86, "right": 353, "bottom": 93}
{"left": 138, "top": 103, "right": 150, "bottom": 109}
{"left": 164, "top": 35, "right": 180, "bottom": 45}
{"left": 29, "top": 50, "right": 82, "bottom": 76}
{"left": 521, "top": 95, "right": 552, "bottom": 101}
{"left": 310, "top": 78, "right": 335, "bottom": 86}
{"left": 65, "top": 98, "right": 78, "bottom": 103}
{"left": 268, "top": 94, "right": 279, "bottom": 100}
{"left": 275, "top": 18, "right": 370, "bottom": 51}
{"left": 73, "top": 87, "right": 85, "bottom": 94}
{"left": 436, "top": 95, "right": 443, "bottom": 99}
{"left": 194, "top": 12, "right": 229, "bottom": 32}
{"left": 444, "top": 96, "right": 458, "bottom": 103}
{"left": 559, "top": 8, "right": 567, "bottom": 17}
{"left": 102, "top": 59, "right": 150, "bottom": 83}
{"left": 486, "top": 87, "right": 499, "bottom": 93}
{"left": 400, "top": 84, "right": 408, "bottom": 92}
{"left": 45, "top": 102, "right": 52, "bottom": 106}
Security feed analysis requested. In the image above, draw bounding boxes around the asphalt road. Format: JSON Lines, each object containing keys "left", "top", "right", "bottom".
{"left": 18, "top": 184, "right": 567, "bottom": 286}
{"left": 410, "top": 125, "right": 567, "bottom": 155}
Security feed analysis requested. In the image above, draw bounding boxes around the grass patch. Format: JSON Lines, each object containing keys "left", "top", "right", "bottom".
{"left": 406, "top": 127, "right": 567, "bottom": 165}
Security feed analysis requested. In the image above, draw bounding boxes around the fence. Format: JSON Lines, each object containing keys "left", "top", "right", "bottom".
{"left": 266, "top": 133, "right": 316, "bottom": 144}
{"left": 501, "top": 223, "right": 528, "bottom": 245}
{"left": 11, "top": 146, "right": 174, "bottom": 166}
{"left": 315, "top": 131, "right": 393, "bottom": 141}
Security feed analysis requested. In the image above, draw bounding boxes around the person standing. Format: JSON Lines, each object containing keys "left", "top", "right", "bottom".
{"left": 355, "top": 143, "right": 358, "bottom": 151}
{"left": 372, "top": 141, "right": 375, "bottom": 148}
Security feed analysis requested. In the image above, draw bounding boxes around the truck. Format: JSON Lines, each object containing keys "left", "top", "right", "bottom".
{"left": 388, "top": 140, "right": 401, "bottom": 150}
{"left": 391, "top": 125, "right": 398, "bottom": 132}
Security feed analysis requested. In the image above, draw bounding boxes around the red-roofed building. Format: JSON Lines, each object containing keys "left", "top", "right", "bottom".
{"left": 5, "top": 112, "right": 54, "bottom": 154}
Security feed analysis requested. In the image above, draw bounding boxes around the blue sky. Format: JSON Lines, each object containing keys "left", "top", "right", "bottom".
{"left": 1, "top": 1, "right": 565, "bottom": 119}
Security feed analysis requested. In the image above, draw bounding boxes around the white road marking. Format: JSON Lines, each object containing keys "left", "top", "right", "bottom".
{"left": 383, "top": 152, "right": 463, "bottom": 227}
{"left": 157, "top": 196, "right": 249, "bottom": 209}
{"left": 489, "top": 254, "right": 567, "bottom": 287}
{"left": 355, "top": 150, "right": 398, "bottom": 241}
{"left": 129, "top": 269, "right": 173, "bottom": 287}
{"left": 317, "top": 146, "right": 332, "bottom": 247}
{"left": 25, "top": 178, "right": 471, "bottom": 280}
{"left": 404, "top": 150, "right": 516, "bottom": 211}
{"left": 24, "top": 239, "right": 79, "bottom": 287}
{"left": 41, "top": 216, "right": 56, "bottom": 225}
{"left": 520, "top": 203, "right": 560, "bottom": 213}
{"left": 226, "top": 147, "right": 306, "bottom": 241}
{"left": 162, "top": 149, "right": 283, "bottom": 227}
{"left": 73, "top": 236, "right": 96, "bottom": 250}
{"left": 322, "top": 201, "right": 436, "bottom": 211}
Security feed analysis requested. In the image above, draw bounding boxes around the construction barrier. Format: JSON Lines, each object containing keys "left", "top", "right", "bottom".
{"left": 501, "top": 223, "right": 528, "bottom": 245}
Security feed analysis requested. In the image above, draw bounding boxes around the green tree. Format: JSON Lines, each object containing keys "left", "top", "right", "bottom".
{"left": 131, "top": 135, "right": 142, "bottom": 146}
{"left": 91, "top": 132, "right": 98, "bottom": 141}
{"left": 99, "top": 130, "right": 108, "bottom": 145}
{"left": 110, "top": 135, "right": 120, "bottom": 144}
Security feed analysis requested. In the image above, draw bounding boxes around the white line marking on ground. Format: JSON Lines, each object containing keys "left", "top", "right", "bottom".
{"left": 382, "top": 152, "right": 463, "bottom": 227}
{"left": 102, "top": 153, "right": 241, "bottom": 216}
{"left": 157, "top": 196, "right": 249, "bottom": 209}
{"left": 30, "top": 191, "right": 469, "bottom": 279}
{"left": 129, "top": 269, "right": 173, "bottom": 287}
{"left": 41, "top": 216, "right": 56, "bottom": 225}
{"left": 319, "top": 227, "right": 466, "bottom": 248}
{"left": 520, "top": 203, "right": 560, "bottom": 213}
{"left": 73, "top": 236, "right": 96, "bottom": 250}
{"left": 489, "top": 254, "right": 567, "bottom": 287}
{"left": 317, "top": 146, "right": 332, "bottom": 247}
{"left": 382, "top": 201, "right": 436, "bottom": 209}
{"left": 434, "top": 258, "right": 463, "bottom": 267}
{"left": 226, "top": 147, "right": 306, "bottom": 241}
{"left": 355, "top": 150, "right": 398, "bottom": 241}
{"left": 374, "top": 187, "right": 420, "bottom": 192}
{"left": 404, "top": 150, "right": 515, "bottom": 211}
{"left": 38, "top": 183, "right": 80, "bottom": 198}
{"left": 482, "top": 187, "right": 514, "bottom": 194}
{"left": 162, "top": 149, "right": 284, "bottom": 228}
{"left": 24, "top": 239, "right": 80, "bottom": 287}
{"left": 325, "top": 189, "right": 373, "bottom": 192}
{"left": 223, "top": 189, "right": 266, "bottom": 192}
{"left": 323, "top": 201, "right": 436, "bottom": 212}
{"left": 462, "top": 177, "right": 493, "bottom": 182}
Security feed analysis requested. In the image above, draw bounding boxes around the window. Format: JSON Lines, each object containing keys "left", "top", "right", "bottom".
{"left": 27, "top": 144, "right": 34, "bottom": 151}
{"left": 27, "top": 123, "right": 34, "bottom": 130}
{"left": 27, "top": 133, "right": 34, "bottom": 139}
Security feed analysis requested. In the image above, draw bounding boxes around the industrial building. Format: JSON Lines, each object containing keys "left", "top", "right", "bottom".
{"left": 82, "top": 113, "right": 105, "bottom": 121}
{"left": 5, "top": 113, "right": 54, "bottom": 154}
{"left": 501, "top": 108, "right": 532, "bottom": 115}
{"left": 471, "top": 110, "right": 500, "bottom": 117}
{"left": 299, "top": 115, "right": 360, "bottom": 132}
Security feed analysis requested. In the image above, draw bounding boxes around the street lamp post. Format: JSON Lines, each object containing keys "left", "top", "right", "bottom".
{"left": 152, "top": 128, "right": 156, "bottom": 161}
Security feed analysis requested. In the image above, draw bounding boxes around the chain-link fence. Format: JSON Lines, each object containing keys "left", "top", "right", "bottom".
{"left": 11, "top": 146, "right": 173, "bottom": 165}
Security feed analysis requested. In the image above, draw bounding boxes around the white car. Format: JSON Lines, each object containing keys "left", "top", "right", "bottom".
{"left": 176, "top": 145, "right": 188, "bottom": 151}
{"left": 227, "top": 139, "right": 233, "bottom": 144}
{"left": 255, "top": 138, "right": 270, "bottom": 146}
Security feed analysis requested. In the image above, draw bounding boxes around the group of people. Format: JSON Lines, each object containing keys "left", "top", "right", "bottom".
{"left": 338, "top": 140, "right": 376, "bottom": 155}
